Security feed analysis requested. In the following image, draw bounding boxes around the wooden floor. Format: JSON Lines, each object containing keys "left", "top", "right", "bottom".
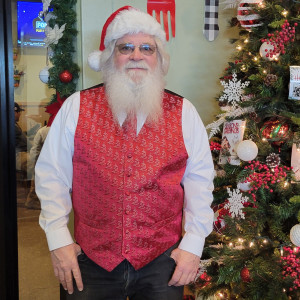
{"left": 17, "top": 183, "right": 60, "bottom": 300}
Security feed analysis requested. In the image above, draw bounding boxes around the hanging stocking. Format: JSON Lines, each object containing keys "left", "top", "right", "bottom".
{"left": 203, "top": 0, "right": 220, "bottom": 41}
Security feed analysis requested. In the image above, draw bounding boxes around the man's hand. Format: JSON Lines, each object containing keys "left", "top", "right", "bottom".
{"left": 50, "top": 243, "right": 83, "bottom": 294}
{"left": 168, "top": 248, "right": 200, "bottom": 286}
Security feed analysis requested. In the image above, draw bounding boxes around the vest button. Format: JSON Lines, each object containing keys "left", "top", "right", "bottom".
{"left": 127, "top": 153, "right": 132, "bottom": 159}
{"left": 125, "top": 191, "right": 130, "bottom": 196}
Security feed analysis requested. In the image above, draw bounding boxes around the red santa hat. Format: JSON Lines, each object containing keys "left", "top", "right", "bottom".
{"left": 88, "top": 6, "right": 166, "bottom": 72}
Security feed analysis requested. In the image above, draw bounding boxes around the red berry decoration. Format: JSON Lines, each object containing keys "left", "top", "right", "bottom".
{"left": 59, "top": 70, "right": 73, "bottom": 83}
{"left": 241, "top": 266, "right": 251, "bottom": 282}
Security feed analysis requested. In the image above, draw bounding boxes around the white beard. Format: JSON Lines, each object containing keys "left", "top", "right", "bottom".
{"left": 102, "top": 60, "right": 166, "bottom": 124}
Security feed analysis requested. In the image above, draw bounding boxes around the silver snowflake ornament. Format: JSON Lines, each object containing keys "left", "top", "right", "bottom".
{"left": 224, "top": 188, "right": 249, "bottom": 219}
{"left": 219, "top": 72, "right": 250, "bottom": 107}
{"left": 44, "top": 24, "right": 66, "bottom": 47}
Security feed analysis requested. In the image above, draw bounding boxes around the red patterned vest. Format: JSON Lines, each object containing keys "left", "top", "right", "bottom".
{"left": 72, "top": 85, "right": 188, "bottom": 271}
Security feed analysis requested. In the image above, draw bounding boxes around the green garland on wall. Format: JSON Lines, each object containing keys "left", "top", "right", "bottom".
{"left": 45, "top": 0, "right": 80, "bottom": 104}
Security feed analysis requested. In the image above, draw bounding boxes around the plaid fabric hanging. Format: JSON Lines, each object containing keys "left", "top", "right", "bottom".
{"left": 203, "top": 0, "right": 220, "bottom": 41}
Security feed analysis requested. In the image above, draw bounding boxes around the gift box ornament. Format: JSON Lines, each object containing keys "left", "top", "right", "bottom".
{"left": 289, "top": 66, "right": 300, "bottom": 100}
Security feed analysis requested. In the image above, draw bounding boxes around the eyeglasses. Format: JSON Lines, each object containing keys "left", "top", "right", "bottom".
{"left": 116, "top": 43, "right": 156, "bottom": 56}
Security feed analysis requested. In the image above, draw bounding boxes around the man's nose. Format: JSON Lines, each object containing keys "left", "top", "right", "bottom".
{"left": 129, "top": 47, "right": 143, "bottom": 60}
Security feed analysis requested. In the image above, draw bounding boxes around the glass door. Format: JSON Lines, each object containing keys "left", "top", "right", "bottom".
{"left": 11, "top": 0, "right": 59, "bottom": 299}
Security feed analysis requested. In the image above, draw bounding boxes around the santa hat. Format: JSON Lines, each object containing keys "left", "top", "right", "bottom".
{"left": 88, "top": 6, "right": 166, "bottom": 72}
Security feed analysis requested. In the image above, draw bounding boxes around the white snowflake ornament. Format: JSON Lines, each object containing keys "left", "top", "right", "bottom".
{"left": 224, "top": 188, "right": 249, "bottom": 219}
{"left": 42, "top": 0, "right": 52, "bottom": 13}
{"left": 44, "top": 24, "right": 66, "bottom": 47}
{"left": 219, "top": 72, "right": 250, "bottom": 107}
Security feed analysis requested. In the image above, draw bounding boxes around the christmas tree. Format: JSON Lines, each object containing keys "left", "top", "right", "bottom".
{"left": 192, "top": 1, "right": 300, "bottom": 299}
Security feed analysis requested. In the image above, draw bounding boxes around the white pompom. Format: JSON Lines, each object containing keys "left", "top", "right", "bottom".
{"left": 39, "top": 67, "right": 49, "bottom": 84}
{"left": 236, "top": 140, "right": 258, "bottom": 162}
{"left": 87, "top": 50, "right": 102, "bottom": 72}
{"left": 290, "top": 224, "right": 300, "bottom": 247}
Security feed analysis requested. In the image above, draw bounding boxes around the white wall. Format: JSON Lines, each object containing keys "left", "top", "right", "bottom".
{"left": 80, "top": 0, "right": 239, "bottom": 125}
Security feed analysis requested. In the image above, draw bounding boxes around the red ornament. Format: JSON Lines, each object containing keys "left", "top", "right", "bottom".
{"left": 59, "top": 70, "right": 73, "bottom": 83}
{"left": 260, "top": 119, "right": 290, "bottom": 145}
{"left": 237, "top": 0, "right": 262, "bottom": 31}
{"left": 241, "top": 266, "right": 251, "bottom": 282}
{"left": 213, "top": 202, "right": 230, "bottom": 233}
{"left": 197, "top": 272, "right": 212, "bottom": 289}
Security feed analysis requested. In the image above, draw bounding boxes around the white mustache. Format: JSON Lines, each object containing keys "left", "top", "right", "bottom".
{"left": 125, "top": 61, "right": 150, "bottom": 70}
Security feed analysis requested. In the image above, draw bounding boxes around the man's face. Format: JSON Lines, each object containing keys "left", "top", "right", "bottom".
{"left": 15, "top": 111, "right": 21, "bottom": 122}
{"left": 113, "top": 33, "right": 158, "bottom": 78}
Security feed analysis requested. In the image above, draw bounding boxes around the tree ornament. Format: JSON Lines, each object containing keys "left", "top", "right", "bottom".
{"left": 236, "top": 140, "right": 258, "bottom": 161}
{"left": 44, "top": 23, "right": 66, "bottom": 47}
{"left": 219, "top": 72, "right": 250, "bottom": 107}
{"left": 264, "top": 74, "right": 278, "bottom": 86}
{"left": 266, "top": 153, "right": 281, "bottom": 168}
{"left": 237, "top": 0, "right": 262, "bottom": 31}
{"left": 237, "top": 181, "right": 251, "bottom": 191}
{"left": 240, "top": 266, "right": 251, "bottom": 282}
{"left": 224, "top": 188, "right": 249, "bottom": 219}
{"left": 260, "top": 119, "right": 290, "bottom": 144}
{"left": 39, "top": 66, "right": 49, "bottom": 84}
{"left": 259, "top": 41, "right": 280, "bottom": 61}
{"left": 59, "top": 70, "right": 73, "bottom": 83}
{"left": 290, "top": 224, "right": 300, "bottom": 247}
{"left": 213, "top": 203, "right": 229, "bottom": 233}
{"left": 260, "top": 20, "right": 298, "bottom": 58}
{"left": 289, "top": 66, "right": 300, "bottom": 100}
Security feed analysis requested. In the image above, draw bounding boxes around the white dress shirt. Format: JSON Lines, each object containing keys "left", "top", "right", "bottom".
{"left": 36, "top": 91, "right": 214, "bottom": 258}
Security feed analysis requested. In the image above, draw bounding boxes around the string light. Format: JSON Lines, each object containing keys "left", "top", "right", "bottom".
{"left": 236, "top": 45, "right": 242, "bottom": 51}
{"left": 284, "top": 181, "right": 289, "bottom": 188}
{"left": 253, "top": 56, "right": 258, "bottom": 62}
{"left": 282, "top": 9, "right": 288, "bottom": 17}
{"left": 263, "top": 69, "right": 267, "bottom": 74}
{"left": 250, "top": 241, "right": 254, "bottom": 247}
{"left": 229, "top": 242, "right": 234, "bottom": 247}
{"left": 241, "top": 65, "right": 247, "bottom": 71}
{"left": 244, "top": 39, "right": 249, "bottom": 44}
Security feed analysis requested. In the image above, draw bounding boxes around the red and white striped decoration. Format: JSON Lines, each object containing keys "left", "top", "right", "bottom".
{"left": 237, "top": 0, "right": 263, "bottom": 31}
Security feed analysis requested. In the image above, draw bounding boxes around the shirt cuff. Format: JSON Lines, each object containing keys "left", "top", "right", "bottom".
{"left": 178, "top": 232, "right": 205, "bottom": 257}
{"left": 46, "top": 227, "right": 74, "bottom": 251}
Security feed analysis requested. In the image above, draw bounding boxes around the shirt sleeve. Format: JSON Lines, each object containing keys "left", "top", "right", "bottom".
{"left": 179, "top": 98, "right": 214, "bottom": 258}
{"left": 36, "top": 91, "right": 80, "bottom": 251}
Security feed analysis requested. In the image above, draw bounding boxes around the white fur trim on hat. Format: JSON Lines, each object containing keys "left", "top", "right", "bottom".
{"left": 88, "top": 6, "right": 166, "bottom": 72}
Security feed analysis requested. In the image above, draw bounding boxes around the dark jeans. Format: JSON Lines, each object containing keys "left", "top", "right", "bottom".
{"left": 65, "top": 243, "right": 183, "bottom": 300}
